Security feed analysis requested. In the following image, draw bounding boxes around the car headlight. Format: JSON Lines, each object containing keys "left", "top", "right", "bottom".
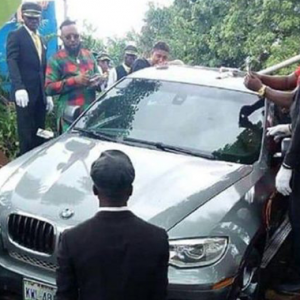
{"left": 169, "top": 237, "right": 228, "bottom": 268}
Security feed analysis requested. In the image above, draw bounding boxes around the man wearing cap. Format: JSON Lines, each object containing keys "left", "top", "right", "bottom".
{"left": 107, "top": 45, "right": 138, "bottom": 89}
{"left": 45, "top": 20, "right": 101, "bottom": 133}
{"left": 56, "top": 149, "right": 169, "bottom": 300}
{"left": 6, "top": 2, "right": 53, "bottom": 155}
{"left": 96, "top": 52, "right": 111, "bottom": 91}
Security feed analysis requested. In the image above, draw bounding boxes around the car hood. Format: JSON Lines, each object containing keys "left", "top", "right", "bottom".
{"left": 0, "top": 134, "right": 252, "bottom": 231}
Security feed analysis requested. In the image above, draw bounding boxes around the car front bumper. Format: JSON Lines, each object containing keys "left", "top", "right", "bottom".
{"left": 168, "top": 283, "right": 231, "bottom": 300}
{"left": 0, "top": 265, "right": 232, "bottom": 300}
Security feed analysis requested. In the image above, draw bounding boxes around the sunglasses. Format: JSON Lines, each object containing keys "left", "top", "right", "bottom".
{"left": 64, "top": 34, "right": 80, "bottom": 41}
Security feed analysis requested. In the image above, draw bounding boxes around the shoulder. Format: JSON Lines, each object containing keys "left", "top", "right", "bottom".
{"left": 134, "top": 58, "right": 149, "bottom": 65}
{"left": 81, "top": 48, "right": 94, "bottom": 58}
{"left": 62, "top": 216, "right": 97, "bottom": 243}
{"left": 132, "top": 213, "right": 168, "bottom": 238}
{"left": 48, "top": 49, "right": 67, "bottom": 63}
{"left": 7, "top": 27, "right": 23, "bottom": 40}
{"left": 131, "top": 58, "right": 150, "bottom": 72}
{"left": 116, "top": 64, "right": 125, "bottom": 71}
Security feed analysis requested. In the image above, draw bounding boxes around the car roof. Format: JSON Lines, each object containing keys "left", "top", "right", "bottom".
{"left": 128, "top": 65, "right": 256, "bottom": 94}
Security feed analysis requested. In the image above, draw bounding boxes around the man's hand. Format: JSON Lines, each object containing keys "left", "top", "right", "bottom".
{"left": 89, "top": 74, "right": 102, "bottom": 87}
{"left": 15, "top": 89, "right": 29, "bottom": 107}
{"left": 267, "top": 124, "right": 291, "bottom": 142}
{"left": 244, "top": 73, "right": 263, "bottom": 92}
{"left": 74, "top": 73, "right": 90, "bottom": 86}
{"left": 46, "top": 96, "right": 54, "bottom": 113}
{"left": 276, "top": 165, "right": 293, "bottom": 196}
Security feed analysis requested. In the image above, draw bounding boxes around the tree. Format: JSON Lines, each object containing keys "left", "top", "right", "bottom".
{"left": 137, "top": 0, "right": 300, "bottom": 72}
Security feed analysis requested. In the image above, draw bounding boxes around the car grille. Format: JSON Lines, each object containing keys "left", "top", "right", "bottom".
{"left": 8, "top": 214, "right": 55, "bottom": 255}
{"left": 9, "top": 251, "right": 57, "bottom": 272}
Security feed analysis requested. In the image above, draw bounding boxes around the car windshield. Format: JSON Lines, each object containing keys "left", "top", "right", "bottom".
{"left": 75, "top": 78, "right": 264, "bottom": 164}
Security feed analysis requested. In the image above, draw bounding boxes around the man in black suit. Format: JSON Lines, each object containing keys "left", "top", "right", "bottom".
{"left": 56, "top": 150, "right": 169, "bottom": 300}
{"left": 6, "top": 2, "right": 53, "bottom": 155}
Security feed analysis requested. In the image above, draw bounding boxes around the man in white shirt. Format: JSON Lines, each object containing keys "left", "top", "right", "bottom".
{"left": 96, "top": 52, "right": 111, "bottom": 91}
{"left": 107, "top": 45, "right": 138, "bottom": 89}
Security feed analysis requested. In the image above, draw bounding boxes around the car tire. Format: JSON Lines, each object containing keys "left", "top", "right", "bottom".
{"left": 229, "top": 247, "right": 263, "bottom": 300}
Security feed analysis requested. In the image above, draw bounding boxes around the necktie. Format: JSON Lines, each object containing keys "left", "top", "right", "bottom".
{"left": 32, "top": 32, "right": 42, "bottom": 61}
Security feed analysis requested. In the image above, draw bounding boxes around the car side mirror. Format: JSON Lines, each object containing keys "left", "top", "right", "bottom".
{"left": 62, "top": 106, "right": 81, "bottom": 126}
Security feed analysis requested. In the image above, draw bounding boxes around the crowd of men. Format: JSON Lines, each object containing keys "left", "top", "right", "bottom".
{"left": 6, "top": 2, "right": 170, "bottom": 155}
{"left": 5, "top": 2, "right": 171, "bottom": 300}
{"left": 4, "top": 1, "right": 300, "bottom": 299}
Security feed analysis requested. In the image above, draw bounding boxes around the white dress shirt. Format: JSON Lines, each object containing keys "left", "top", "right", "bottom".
{"left": 107, "top": 63, "right": 131, "bottom": 89}
{"left": 98, "top": 206, "right": 129, "bottom": 212}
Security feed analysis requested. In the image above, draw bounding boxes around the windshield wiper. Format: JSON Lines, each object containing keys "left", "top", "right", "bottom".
{"left": 72, "top": 128, "right": 117, "bottom": 142}
{"left": 123, "top": 137, "right": 215, "bottom": 160}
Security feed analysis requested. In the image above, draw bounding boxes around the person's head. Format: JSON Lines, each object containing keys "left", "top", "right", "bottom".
{"left": 150, "top": 41, "right": 170, "bottom": 66}
{"left": 21, "top": 2, "right": 42, "bottom": 32}
{"left": 97, "top": 53, "right": 111, "bottom": 73}
{"left": 60, "top": 20, "right": 81, "bottom": 55}
{"left": 90, "top": 150, "right": 135, "bottom": 207}
{"left": 124, "top": 45, "right": 138, "bottom": 68}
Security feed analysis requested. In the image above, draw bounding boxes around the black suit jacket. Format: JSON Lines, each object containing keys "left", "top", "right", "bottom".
{"left": 56, "top": 211, "right": 169, "bottom": 300}
{"left": 130, "top": 58, "right": 151, "bottom": 73}
{"left": 6, "top": 26, "right": 47, "bottom": 104}
{"left": 283, "top": 89, "right": 300, "bottom": 169}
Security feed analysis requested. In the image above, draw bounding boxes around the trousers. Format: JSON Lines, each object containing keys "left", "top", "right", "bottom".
{"left": 16, "top": 96, "right": 46, "bottom": 155}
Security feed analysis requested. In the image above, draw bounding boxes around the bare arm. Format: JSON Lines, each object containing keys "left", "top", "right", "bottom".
{"left": 244, "top": 74, "right": 295, "bottom": 108}
{"left": 264, "top": 86, "right": 295, "bottom": 108}
{"left": 257, "top": 73, "right": 297, "bottom": 91}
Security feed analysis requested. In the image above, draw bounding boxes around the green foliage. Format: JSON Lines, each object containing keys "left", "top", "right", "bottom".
{"left": 106, "top": 37, "right": 128, "bottom": 66}
{"left": 0, "top": 76, "right": 18, "bottom": 159}
{"left": 81, "top": 20, "right": 105, "bottom": 54}
{"left": 137, "top": 0, "right": 300, "bottom": 72}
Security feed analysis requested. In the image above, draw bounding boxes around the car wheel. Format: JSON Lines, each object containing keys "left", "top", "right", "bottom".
{"left": 231, "top": 248, "right": 262, "bottom": 300}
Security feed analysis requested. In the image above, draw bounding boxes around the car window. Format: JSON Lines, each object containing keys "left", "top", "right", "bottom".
{"left": 75, "top": 78, "right": 264, "bottom": 164}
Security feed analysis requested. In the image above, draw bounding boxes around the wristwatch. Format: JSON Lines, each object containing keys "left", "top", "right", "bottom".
{"left": 257, "top": 85, "right": 267, "bottom": 97}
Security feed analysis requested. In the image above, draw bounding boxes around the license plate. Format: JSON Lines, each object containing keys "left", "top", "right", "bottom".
{"left": 23, "top": 279, "right": 56, "bottom": 300}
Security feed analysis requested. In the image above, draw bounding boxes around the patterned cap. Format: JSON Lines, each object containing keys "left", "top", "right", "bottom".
{"left": 97, "top": 52, "right": 111, "bottom": 61}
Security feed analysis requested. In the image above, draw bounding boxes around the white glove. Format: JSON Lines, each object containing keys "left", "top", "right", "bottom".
{"left": 46, "top": 96, "right": 54, "bottom": 113}
{"left": 15, "top": 89, "right": 29, "bottom": 107}
{"left": 276, "top": 165, "right": 293, "bottom": 196}
{"left": 267, "top": 124, "right": 291, "bottom": 142}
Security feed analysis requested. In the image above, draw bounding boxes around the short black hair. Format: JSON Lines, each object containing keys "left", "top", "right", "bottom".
{"left": 153, "top": 41, "right": 170, "bottom": 53}
{"left": 91, "top": 150, "right": 135, "bottom": 200}
{"left": 60, "top": 19, "right": 76, "bottom": 30}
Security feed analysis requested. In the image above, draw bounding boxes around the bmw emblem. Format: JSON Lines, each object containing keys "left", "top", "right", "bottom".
{"left": 60, "top": 208, "right": 74, "bottom": 219}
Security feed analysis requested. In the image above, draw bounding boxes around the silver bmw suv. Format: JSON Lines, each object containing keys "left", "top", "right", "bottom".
{"left": 0, "top": 65, "right": 287, "bottom": 300}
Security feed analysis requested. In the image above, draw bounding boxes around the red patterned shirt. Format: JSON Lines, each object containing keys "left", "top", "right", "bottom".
{"left": 294, "top": 66, "right": 300, "bottom": 85}
{"left": 45, "top": 48, "right": 99, "bottom": 130}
